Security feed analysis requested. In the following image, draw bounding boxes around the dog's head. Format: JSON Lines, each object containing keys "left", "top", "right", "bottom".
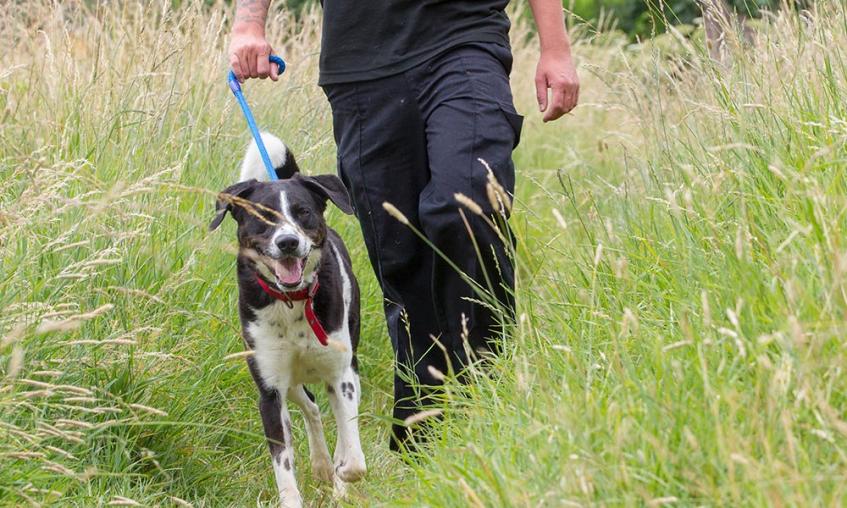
{"left": 209, "top": 174, "right": 353, "bottom": 291}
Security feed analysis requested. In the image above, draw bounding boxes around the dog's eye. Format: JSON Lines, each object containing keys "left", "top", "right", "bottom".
{"left": 296, "top": 208, "right": 311, "bottom": 218}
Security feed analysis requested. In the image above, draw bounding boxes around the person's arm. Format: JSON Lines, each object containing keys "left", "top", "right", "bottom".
{"left": 527, "top": 0, "right": 579, "bottom": 122}
{"left": 229, "top": 0, "right": 279, "bottom": 82}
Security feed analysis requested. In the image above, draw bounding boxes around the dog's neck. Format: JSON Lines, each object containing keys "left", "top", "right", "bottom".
{"left": 255, "top": 273, "right": 317, "bottom": 302}
{"left": 253, "top": 271, "right": 329, "bottom": 347}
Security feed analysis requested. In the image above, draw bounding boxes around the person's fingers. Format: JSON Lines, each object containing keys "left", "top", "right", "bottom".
{"left": 230, "top": 54, "right": 245, "bottom": 83}
{"left": 257, "top": 52, "right": 270, "bottom": 79}
{"left": 247, "top": 49, "right": 259, "bottom": 79}
{"left": 535, "top": 72, "right": 548, "bottom": 113}
{"left": 563, "top": 83, "right": 580, "bottom": 113}
{"left": 269, "top": 59, "right": 279, "bottom": 81}
{"left": 543, "top": 81, "right": 567, "bottom": 122}
{"left": 561, "top": 88, "right": 574, "bottom": 114}
{"left": 567, "top": 93, "right": 576, "bottom": 113}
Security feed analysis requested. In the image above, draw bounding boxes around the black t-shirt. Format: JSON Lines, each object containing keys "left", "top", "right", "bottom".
{"left": 318, "top": 0, "right": 511, "bottom": 85}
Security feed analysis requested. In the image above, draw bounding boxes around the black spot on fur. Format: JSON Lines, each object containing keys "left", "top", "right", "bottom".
{"left": 311, "top": 232, "right": 354, "bottom": 337}
{"left": 341, "top": 382, "right": 355, "bottom": 401}
{"left": 257, "top": 390, "right": 286, "bottom": 456}
{"left": 283, "top": 457, "right": 291, "bottom": 471}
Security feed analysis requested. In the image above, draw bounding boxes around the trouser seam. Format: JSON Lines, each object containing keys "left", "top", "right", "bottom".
{"left": 348, "top": 84, "right": 388, "bottom": 315}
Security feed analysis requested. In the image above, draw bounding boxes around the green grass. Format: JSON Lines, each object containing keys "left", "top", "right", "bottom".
{"left": 2, "top": 1, "right": 847, "bottom": 506}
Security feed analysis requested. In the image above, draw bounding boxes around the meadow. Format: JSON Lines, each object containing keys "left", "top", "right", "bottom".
{"left": 2, "top": 1, "right": 847, "bottom": 506}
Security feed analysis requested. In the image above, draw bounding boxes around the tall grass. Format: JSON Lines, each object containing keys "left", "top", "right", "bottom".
{"left": 2, "top": 1, "right": 846, "bottom": 506}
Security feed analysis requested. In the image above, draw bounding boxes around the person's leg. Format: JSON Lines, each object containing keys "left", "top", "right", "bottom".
{"left": 410, "top": 43, "right": 522, "bottom": 368}
{"left": 323, "top": 79, "right": 450, "bottom": 450}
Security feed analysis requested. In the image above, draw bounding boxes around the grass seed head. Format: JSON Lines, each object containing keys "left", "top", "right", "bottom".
{"left": 454, "top": 193, "right": 484, "bottom": 216}
{"left": 382, "top": 202, "right": 410, "bottom": 225}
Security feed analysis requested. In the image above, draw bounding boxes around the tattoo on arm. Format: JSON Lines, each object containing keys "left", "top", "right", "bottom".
{"left": 235, "top": 0, "right": 270, "bottom": 27}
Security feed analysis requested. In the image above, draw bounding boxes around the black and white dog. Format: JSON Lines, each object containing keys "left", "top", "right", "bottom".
{"left": 210, "top": 133, "right": 365, "bottom": 507}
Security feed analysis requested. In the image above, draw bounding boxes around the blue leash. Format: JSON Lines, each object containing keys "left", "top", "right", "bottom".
{"left": 228, "top": 55, "right": 287, "bottom": 181}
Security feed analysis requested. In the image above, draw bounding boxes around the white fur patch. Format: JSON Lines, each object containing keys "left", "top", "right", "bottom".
{"left": 330, "top": 243, "right": 352, "bottom": 341}
{"left": 272, "top": 439, "right": 301, "bottom": 507}
{"left": 249, "top": 299, "right": 352, "bottom": 391}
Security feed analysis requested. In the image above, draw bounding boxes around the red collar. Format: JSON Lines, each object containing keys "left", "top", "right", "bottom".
{"left": 255, "top": 274, "right": 329, "bottom": 347}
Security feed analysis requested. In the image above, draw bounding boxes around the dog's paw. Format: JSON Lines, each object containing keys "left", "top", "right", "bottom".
{"left": 311, "top": 455, "right": 334, "bottom": 483}
{"left": 335, "top": 453, "right": 367, "bottom": 483}
{"left": 279, "top": 488, "right": 303, "bottom": 508}
{"left": 332, "top": 475, "right": 348, "bottom": 499}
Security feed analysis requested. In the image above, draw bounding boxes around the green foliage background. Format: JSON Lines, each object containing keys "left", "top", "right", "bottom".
{"left": 564, "top": 0, "right": 779, "bottom": 36}
{"left": 278, "top": 0, "right": 782, "bottom": 38}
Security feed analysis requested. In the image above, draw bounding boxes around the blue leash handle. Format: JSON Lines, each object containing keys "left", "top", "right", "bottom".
{"left": 228, "top": 55, "right": 287, "bottom": 181}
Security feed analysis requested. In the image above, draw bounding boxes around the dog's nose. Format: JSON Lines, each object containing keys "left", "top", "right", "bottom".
{"left": 275, "top": 235, "right": 299, "bottom": 253}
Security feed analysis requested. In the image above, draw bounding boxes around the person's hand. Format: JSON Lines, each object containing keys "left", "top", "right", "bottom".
{"left": 534, "top": 48, "right": 579, "bottom": 122}
{"left": 228, "top": 26, "right": 279, "bottom": 82}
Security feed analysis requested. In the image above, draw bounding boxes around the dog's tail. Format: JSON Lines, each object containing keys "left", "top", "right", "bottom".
{"left": 239, "top": 132, "right": 300, "bottom": 182}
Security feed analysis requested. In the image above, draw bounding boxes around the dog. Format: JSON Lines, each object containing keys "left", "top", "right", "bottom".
{"left": 210, "top": 133, "right": 366, "bottom": 507}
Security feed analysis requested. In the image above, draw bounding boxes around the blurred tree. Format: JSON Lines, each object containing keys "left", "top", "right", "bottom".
{"left": 281, "top": 0, "right": 316, "bottom": 12}
{"left": 567, "top": 0, "right": 781, "bottom": 38}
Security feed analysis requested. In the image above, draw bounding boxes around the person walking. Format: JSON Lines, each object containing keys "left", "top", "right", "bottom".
{"left": 228, "top": 0, "right": 579, "bottom": 451}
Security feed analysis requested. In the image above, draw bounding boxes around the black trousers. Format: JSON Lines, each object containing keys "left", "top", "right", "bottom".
{"left": 323, "top": 43, "right": 522, "bottom": 450}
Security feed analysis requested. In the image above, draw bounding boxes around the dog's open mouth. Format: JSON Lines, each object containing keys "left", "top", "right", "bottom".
{"left": 272, "top": 256, "right": 306, "bottom": 288}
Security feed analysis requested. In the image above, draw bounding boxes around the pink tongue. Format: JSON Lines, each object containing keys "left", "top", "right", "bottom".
{"left": 274, "top": 258, "right": 303, "bottom": 286}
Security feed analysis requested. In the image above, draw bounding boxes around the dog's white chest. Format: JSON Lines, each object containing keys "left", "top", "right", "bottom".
{"left": 248, "top": 301, "right": 349, "bottom": 390}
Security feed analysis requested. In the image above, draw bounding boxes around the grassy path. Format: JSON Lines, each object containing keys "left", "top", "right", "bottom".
{"left": 2, "top": 1, "right": 846, "bottom": 506}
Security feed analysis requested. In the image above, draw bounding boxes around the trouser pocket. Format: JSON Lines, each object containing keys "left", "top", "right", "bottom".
{"left": 499, "top": 104, "right": 524, "bottom": 149}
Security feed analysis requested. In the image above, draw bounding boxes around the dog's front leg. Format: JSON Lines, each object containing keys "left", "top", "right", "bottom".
{"left": 288, "top": 385, "right": 333, "bottom": 483}
{"left": 327, "top": 366, "right": 367, "bottom": 483}
{"left": 258, "top": 387, "right": 302, "bottom": 508}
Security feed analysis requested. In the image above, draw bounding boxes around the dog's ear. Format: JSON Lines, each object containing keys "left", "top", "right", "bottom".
{"left": 209, "top": 179, "right": 258, "bottom": 231}
{"left": 300, "top": 174, "right": 354, "bottom": 215}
